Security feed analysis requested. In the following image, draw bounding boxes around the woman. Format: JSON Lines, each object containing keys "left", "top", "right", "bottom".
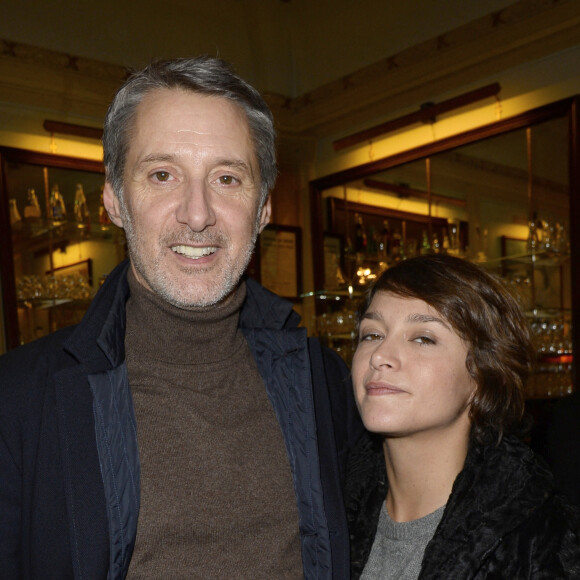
{"left": 345, "top": 254, "right": 580, "bottom": 579}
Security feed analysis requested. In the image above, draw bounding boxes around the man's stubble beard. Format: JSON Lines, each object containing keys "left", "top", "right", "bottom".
{"left": 118, "top": 196, "right": 261, "bottom": 309}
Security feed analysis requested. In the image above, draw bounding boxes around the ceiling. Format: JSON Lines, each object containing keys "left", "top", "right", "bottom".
{"left": 1, "top": 0, "right": 579, "bottom": 142}
{"left": 0, "top": 0, "right": 516, "bottom": 98}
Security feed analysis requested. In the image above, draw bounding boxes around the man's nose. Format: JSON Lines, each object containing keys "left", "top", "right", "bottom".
{"left": 175, "top": 181, "right": 217, "bottom": 231}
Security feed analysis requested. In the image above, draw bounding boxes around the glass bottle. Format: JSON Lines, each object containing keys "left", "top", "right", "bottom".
{"left": 99, "top": 188, "right": 112, "bottom": 228}
{"left": 9, "top": 199, "right": 21, "bottom": 225}
{"left": 367, "top": 225, "right": 379, "bottom": 258}
{"left": 354, "top": 214, "right": 367, "bottom": 256}
{"left": 442, "top": 229, "right": 450, "bottom": 254}
{"left": 420, "top": 229, "right": 432, "bottom": 254}
{"left": 49, "top": 184, "right": 66, "bottom": 222}
{"left": 391, "top": 230, "right": 402, "bottom": 262}
{"left": 23, "top": 188, "right": 42, "bottom": 219}
{"left": 379, "top": 219, "right": 391, "bottom": 261}
{"left": 527, "top": 213, "right": 540, "bottom": 255}
{"left": 448, "top": 221, "right": 460, "bottom": 255}
{"left": 431, "top": 231, "right": 440, "bottom": 253}
{"left": 73, "top": 183, "right": 90, "bottom": 228}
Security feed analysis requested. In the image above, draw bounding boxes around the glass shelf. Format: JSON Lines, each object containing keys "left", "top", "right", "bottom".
{"left": 300, "top": 288, "right": 364, "bottom": 300}
{"left": 480, "top": 250, "right": 571, "bottom": 268}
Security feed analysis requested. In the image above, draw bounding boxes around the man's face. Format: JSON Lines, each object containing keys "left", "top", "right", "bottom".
{"left": 104, "top": 88, "right": 271, "bottom": 308}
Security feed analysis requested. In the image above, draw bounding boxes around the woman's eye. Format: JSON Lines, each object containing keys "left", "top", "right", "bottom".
{"left": 412, "top": 335, "right": 435, "bottom": 345}
{"left": 152, "top": 171, "right": 171, "bottom": 182}
{"left": 360, "top": 332, "right": 382, "bottom": 343}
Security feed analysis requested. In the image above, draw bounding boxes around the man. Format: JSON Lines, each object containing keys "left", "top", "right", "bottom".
{"left": 0, "top": 57, "right": 363, "bottom": 579}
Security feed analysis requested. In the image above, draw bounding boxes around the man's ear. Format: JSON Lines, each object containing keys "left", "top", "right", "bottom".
{"left": 258, "top": 196, "right": 272, "bottom": 233}
{"left": 102, "top": 182, "right": 124, "bottom": 228}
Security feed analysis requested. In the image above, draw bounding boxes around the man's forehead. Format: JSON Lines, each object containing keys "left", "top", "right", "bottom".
{"left": 135, "top": 87, "right": 248, "bottom": 125}
{"left": 127, "top": 88, "right": 258, "bottom": 166}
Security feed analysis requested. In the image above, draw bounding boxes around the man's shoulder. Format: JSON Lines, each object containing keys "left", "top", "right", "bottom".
{"left": 0, "top": 326, "right": 76, "bottom": 383}
{"left": 0, "top": 328, "right": 78, "bottom": 427}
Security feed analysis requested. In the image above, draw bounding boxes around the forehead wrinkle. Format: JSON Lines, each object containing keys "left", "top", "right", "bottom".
{"left": 137, "top": 153, "right": 178, "bottom": 166}
{"left": 134, "top": 153, "right": 254, "bottom": 175}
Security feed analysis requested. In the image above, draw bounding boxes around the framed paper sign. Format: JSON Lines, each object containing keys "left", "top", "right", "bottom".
{"left": 254, "top": 224, "right": 302, "bottom": 299}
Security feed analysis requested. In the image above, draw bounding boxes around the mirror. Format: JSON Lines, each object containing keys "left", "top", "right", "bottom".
{"left": 309, "top": 97, "right": 580, "bottom": 394}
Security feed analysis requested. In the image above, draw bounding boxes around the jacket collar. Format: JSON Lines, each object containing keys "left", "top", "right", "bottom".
{"left": 347, "top": 434, "right": 557, "bottom": 578}
{"left": 63, "top": 260, "right": 131, "bottom": 369}
{"left": 62, "top": 262, "right": 299, "bottom": 369}
{"left": 420, "top": 436, "right": 556, "bottom": 576}
{"left": 241, "top": 276, "right": 300, "bottom": 330}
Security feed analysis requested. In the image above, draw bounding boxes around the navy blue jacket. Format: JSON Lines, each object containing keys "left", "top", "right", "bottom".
{"left": 0, "top": 260, "right": 364, "bottom": 579}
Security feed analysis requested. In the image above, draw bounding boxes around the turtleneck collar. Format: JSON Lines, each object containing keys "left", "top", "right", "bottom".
{"left": 125, "top": 267, "right": 247, "bottom": 365}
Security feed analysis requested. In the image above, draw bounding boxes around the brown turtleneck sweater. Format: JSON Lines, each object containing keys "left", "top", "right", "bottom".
{"left": 124, "top": 270, "right": 302, "bottom": 578}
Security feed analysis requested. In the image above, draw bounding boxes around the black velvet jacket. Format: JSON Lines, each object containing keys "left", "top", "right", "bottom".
{"left": 345, "top": 434, "right": 580, "bottom": 579}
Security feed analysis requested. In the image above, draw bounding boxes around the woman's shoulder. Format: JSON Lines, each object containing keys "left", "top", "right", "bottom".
{"left": 420, "top": 438, "right": 580, "bottom": 578}
{"left": 514, "top": 492, "right": 580, "bottom": 577}
{"left": 455, "top": 436, "right": 580, "bottom": 573}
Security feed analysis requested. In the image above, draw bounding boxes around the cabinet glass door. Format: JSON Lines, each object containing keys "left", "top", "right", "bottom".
{"left": 309, "top": 98, "right": 579, "bottom": 397}
{"left": 0, "top": 147, "right": 126, "bottom": 351}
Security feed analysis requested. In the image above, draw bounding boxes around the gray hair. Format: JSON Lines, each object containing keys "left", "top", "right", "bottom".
{"left": 102, "top": 56, "right": 277, "bottom": 206}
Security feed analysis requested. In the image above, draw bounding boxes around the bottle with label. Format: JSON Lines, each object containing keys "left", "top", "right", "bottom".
{"left": 431, "top": 231, "right": 441, "bottom": 253}
{"left": 379, "top": 220, "right": 392, "bottom": 261}
{"left": 420, "top": 229, "right": 432, "bottom": 254}
{"left": 9, "top": 199, "right": 21, "bottom": 225}
{"left": 73, "top": 183, "right": 90, "bottom": 229}
{"left": 527, "top": 212, "right": 541, "bottom": 255}
{"left": 367, "top": 226, "right": 379, "bottom": 258}
{"left": 49, "top": 184, "right": 67, "bottom": 223}
{"left": 24, "top": 188, "right": 42, "bottom": 220}
{"left": 99, "top": 187, "right": 112, "bottom": 229}
{"left": 442, "top": 228, "right": 450, "bottom": 254}
{"left": 391, "top": 230, "right": 402, "bottom": 262}
{"left": 354, "top": 214, "right": 367, "bottom": 256}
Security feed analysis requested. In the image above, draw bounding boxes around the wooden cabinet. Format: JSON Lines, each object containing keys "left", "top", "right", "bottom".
{"left": 308, "top": 97, "right": 580, "bottom": 397}
{"left": 0, "top": 147, "right": 126, "bottom": 351}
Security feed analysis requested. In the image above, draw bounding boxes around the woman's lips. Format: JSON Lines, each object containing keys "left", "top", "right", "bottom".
{"left": 365, "top": 382, "right": 406, "bottom": 395}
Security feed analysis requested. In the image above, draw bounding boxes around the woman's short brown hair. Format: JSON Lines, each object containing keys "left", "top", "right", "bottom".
{"left": 359, "top": 254, "right": 535, "bottom": 445}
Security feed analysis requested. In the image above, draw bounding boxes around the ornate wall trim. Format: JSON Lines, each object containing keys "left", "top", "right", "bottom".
{"left": 1, "top": 0, "right": 579, "bottom": 137}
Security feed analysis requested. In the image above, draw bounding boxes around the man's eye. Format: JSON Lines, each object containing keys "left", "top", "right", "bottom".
{"left": 153, "top": 171, "right": 171, "bottom": 182}
{"left": 218, "top": 175, "right": 238, "bottom": 185}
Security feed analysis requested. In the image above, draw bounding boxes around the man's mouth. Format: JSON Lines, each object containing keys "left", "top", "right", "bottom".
{"left": 171, "top": 244, "right": 217, "bottom": 259}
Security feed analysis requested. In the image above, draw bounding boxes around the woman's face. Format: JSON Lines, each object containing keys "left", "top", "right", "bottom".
{"left": 352, "top": 291, "right": 476, "bottom": 440}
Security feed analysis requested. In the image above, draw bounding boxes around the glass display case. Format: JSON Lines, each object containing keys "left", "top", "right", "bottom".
{"left": 308, "top": 97, "right": 580, "bottom": 398}
{"left": 0, "top": 147, "right": 126, "bottom": 351}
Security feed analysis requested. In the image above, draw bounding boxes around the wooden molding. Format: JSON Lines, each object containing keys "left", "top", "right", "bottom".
{"left": 1, "top": 0, "right": 580, "bottom": 140}
{"left": 332, "top": 83, "right": 501, "bottom": 151}
{"left": 43, "top": 120, "right": 103, "bottom": 141}
{"left": 268, "top": 0, "right": 580, "bottom": 136}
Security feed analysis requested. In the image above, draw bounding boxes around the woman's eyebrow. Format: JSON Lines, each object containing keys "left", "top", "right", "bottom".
{"left": 406, "top": 313, "right": 450, "bottom": 329}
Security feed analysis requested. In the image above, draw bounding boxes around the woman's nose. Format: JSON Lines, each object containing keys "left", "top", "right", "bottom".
{"left": 369, "top": 338, "right": 400, "bottom": 371}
